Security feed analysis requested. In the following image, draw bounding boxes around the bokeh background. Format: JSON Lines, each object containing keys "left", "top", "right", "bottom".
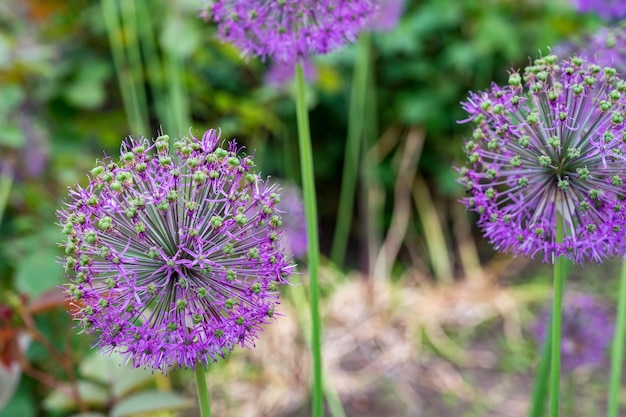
{"left": 0, "top": 0, "right": 618, "bottom": 416}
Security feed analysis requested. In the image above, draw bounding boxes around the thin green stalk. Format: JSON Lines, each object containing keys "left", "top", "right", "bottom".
{"left": 294, "top": 63, "right": 323, "bottom": 417}
{"left": 165, "top": 52, "right": 190, "bottom": 136}
{"left": 607, "top": 256, "right": 626, "bottom": 417}
{"left": 528, "top": 319, "right": 552, "bottom": 417}
{"left": 528, "top": 257, "right": 571, "bottom": 417}
{"left": 120, "top": 0, "right": 149, "bottom": 129}
{"left": 135, "top": 0, "right": 172, "bottom": 131}
{"left": 0, "top": 170, "right": 13, "bottom": 228}
{"left": 549, "top": 212, "right": 565, "bottom": 417}
{"left": 194, "top": 366, "right": 212, "bottom": 417}
{"left": 330, "top": 33, "right": 371, "bottom": 267}
{"left": 101, "top": 0, "right": 146, "bottom": 135}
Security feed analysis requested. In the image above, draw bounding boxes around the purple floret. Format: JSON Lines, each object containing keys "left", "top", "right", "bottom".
{"left": 201, "top": 0, "right": 377, "bottom": 62}
{"left": 458, "top": 55, "right": 626, "bottom": 263}
{"left": 533, "top": 293, "right": 614, "bottom": 371}
{"left": 58, "top": 129, "right": 294, "bottom": 371}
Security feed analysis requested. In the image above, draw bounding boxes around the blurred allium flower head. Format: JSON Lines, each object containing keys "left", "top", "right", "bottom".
{"left": 533, "top": 293, "right": 614, "bottom": 371}
{"left": 571, "top": 0, "right": 626, "bottom": 20}
{"left": 561, "top": 24, "right": 626, "bottom": 78}
{"left": 201, "top": 0, "right": 377, "bottom": 62}
{"left": 275, "top": 183, "right": 307, "bottom": 258}
{"left": 367, "top": 0, "right": 404, "bottom": 32}
{"left": 58, "top": 129, "right": 294, "bottom": 371}
{"left": 459, "top": 55, "right": 626, "bottom": 263}
{"left": 264, "top": 58, "right": 318, "bottom": 86}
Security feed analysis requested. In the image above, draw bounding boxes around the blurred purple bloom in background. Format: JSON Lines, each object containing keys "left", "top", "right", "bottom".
{"left": 367, "top": 0, "right": 405, "bottom": 32}
{"left": 275, "top": 183, "right": 307, "bottom": 258}
{"left": 201, "top": 0, "right": 377, "bottom": 62}
{"left": 58, "top": 129, "right": 294, "bottom": 371}
{"left": 264, "top": 58, "right": 318, "bottom": 87}
{"left": 458, "top": 55, "right": 626, "bottom": 263}
{"left": 533, "top": 293, "right": 614, "bottom": 371}
{"left": 572, "top": 25, "right": 626, "bottom": 77}
{"left": 571, "top": 0, "right": 626, "bottom": 20}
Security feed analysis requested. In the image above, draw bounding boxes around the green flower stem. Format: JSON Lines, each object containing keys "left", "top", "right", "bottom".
{"left": 101, "top": 0, "right": 146, "bottom": 135}
{"left": 0, "top": 170, "right": 13, "bottom": 228}
{"left": 607, "top": 256, "right": 626, "bottom": 417}
{"left": 294, "top": 62, "right": 323, "bottom": 417}
{"left": 549, "top": 212, "right": 565, "bottom": 417}
{"left": 330, "top": 33, "right": 371, "bottom": 267}
{"left": 528, "top": 318, "right": 552, "bottom": 417}
{"left": 194, "top": 365, "right": 212, "bottom": 417}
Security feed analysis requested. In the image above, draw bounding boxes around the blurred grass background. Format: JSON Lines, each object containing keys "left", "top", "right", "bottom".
{"left": 0, "top": 0, "right": 615, "bottom": 416}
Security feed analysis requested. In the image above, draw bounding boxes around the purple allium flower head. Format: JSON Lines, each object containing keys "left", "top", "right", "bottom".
{"left": 571, "top": 0, "right": 626, "bottom": 20}
{"left": 58, "top": 129, "right": 294, "bottom": 371}
{"left": 562, "top": 24, "right": 626, "bottom": 78}
{"left": 367, "top": 0, "right": 404, "bottom": 32}
{"left": 533, "top": 293, "right": 614, "bottom": 371}
{"left": 264, "top": 58, "right": 318, "bottom": 86}
{"left": 201, "top": 0, "right": 378, "bottom": 62}
{"left": 275, "top": 183, "right": 307, "bottom": 258}
{"left": 458, "top": 55, "right": 626, "bottom": 263}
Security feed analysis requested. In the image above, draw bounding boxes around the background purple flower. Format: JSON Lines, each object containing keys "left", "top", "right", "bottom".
{"left": 558, "top": 25, "right": 626, "bottom": 79}
{"left": 533, "top": 293, "right": 614, "bottom": 371}
{"left": 58, "top": 129, "right": 294, "bottom": 371}
{"left": 458, "top": 55, "right": 626, "bottom": 263}
{"left": 367, "top": 0, "right": 404, "bottom": 32}
{"left": 571, "top": 0, "right": 626, "bottom": 20}
{"left": 201, "top": 0, "right": 377, "bottom": 62}
{"left": 275, "top": 182, "right": 307, "bottom": 258}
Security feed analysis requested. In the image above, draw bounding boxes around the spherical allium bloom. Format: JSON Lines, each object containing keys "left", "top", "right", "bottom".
{"left": 58, "top": 129, "right": 294, "bottom": 371}
{"left": 264, "top": 58, "right": 318, "bottom": 86}
{"left": 200, "top": 0, "right": 377, "bottom": 62}
{"left": 533, "top": 293, "right": 614, "bottom": 371}
{"left": 571, "top": 0, "right": 626, "bottom": 20}
{"left": 275, "top": 183, "right": 307, "bottom": 258}
{"left": 458, "top": 55, "right": 626, "bottom": 263}
{"left": 366, "top": 0, "right": 404, "bottom": 32}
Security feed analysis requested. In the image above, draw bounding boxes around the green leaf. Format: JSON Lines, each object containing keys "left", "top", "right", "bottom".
{"left": 110, "top": 391, "right": 192, "bottom": 417}
{"left": 80, "top": 352, "right": 155, "bottom": 399}
{"left": 14, "top": 249, "right": 64, "bottom": 299}
{"left": 43, "top": 381, "right": 108, "bottom": 411}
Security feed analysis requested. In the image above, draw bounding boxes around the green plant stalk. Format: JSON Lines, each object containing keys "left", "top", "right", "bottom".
{"left": 194, "top": 366, "right": 212, "bottom": 417}
{"left": 528, "top": 318, "right": 552, "bottom": 417}
{"left": 294, "top": 63, "right": 323, "bottom": 417}
{"left": 549, "top": 212, "right": 565, "bottom": 417}
{"left": 0, "top": 171, "right": 13, "bottom": 228}
{"left": 607, "top": 255, "right": 626, "bottom": 417}
{"left": 135, "top": 0, "right": 172, "bottom": 132}
{"left": 360, "top": 48, "right": 382, "bottom": 273}
{"left": 120, "top": 0, "right": 149, "bottom": 129}
{"left": 166, "top": 52, "right": 191, "bottom": 136}
{"left": 101, "top": 0, "right": 146, "bottom": 135}
{"left": 330, "top": 33, "right": 371, "bottom": 267}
